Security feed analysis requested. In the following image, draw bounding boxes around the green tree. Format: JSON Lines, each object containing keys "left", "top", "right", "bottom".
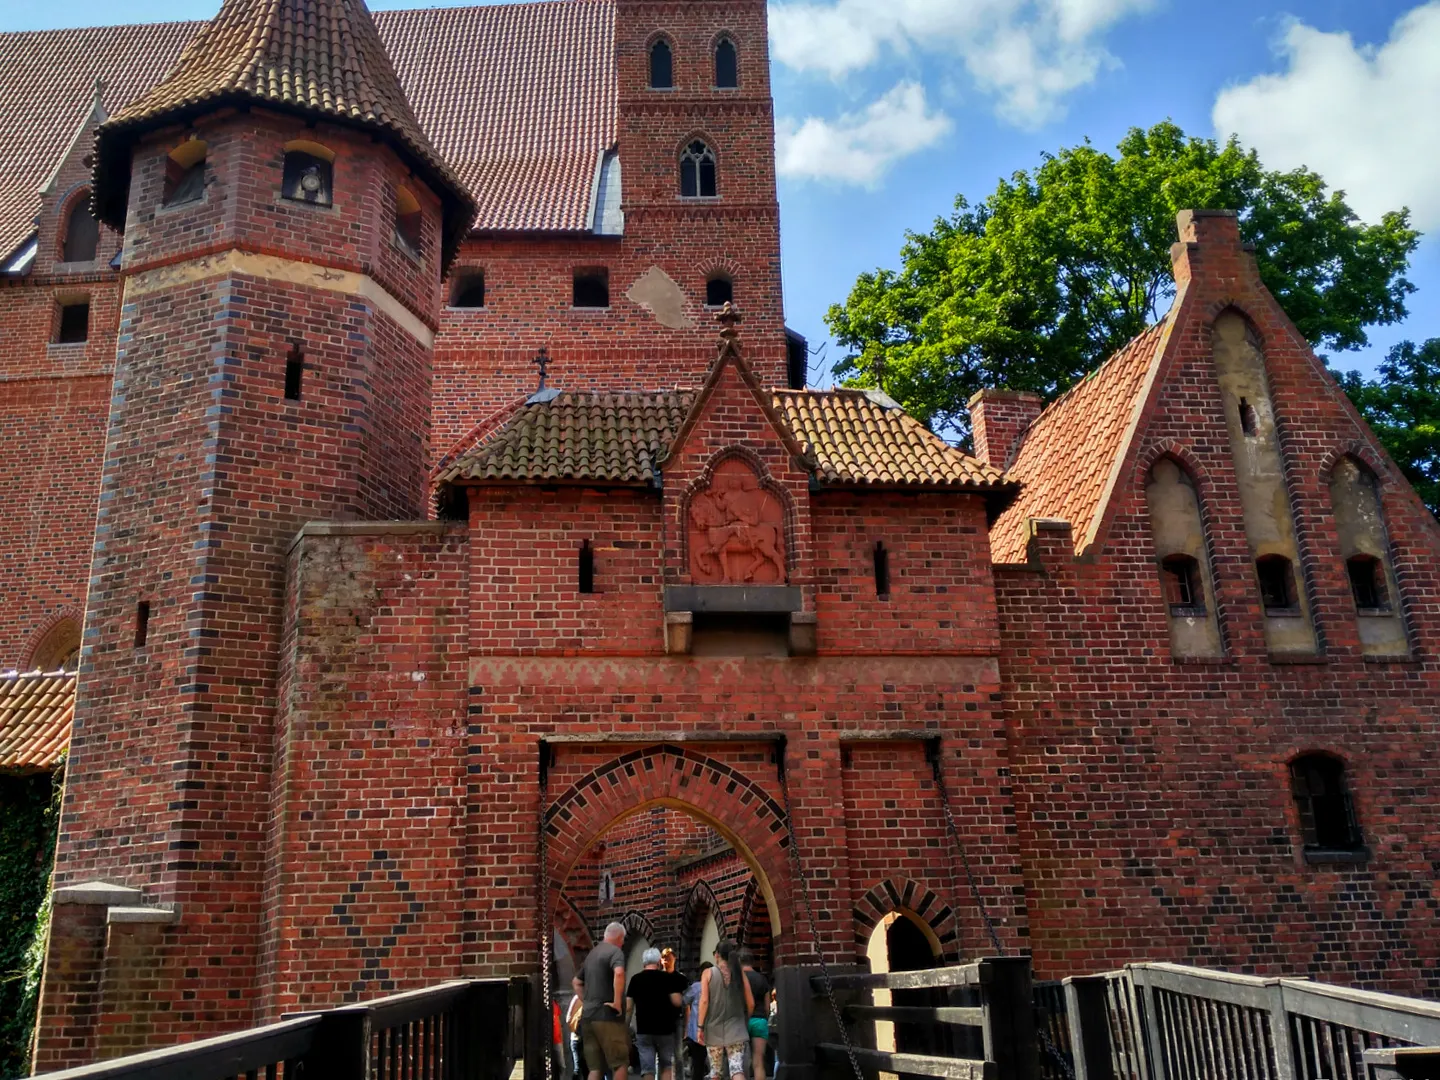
{"left": 826, "top": 121, "right": 1419, "bottom": 438}
{"left": 1337, "top": 340, "right": 1440, "bottom": 517}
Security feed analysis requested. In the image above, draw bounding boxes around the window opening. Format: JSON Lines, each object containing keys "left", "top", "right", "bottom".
{"left": 282, "top": 151, "right": 333, "bottom": 205}
{"left": 1346, "top": 554, "right": 1385, "bottom": 611}
{"left": 649, "top": 38, "right": 673, "bottom": 88}
{"left": 714, "top": 37, "right": 738, "bottom": 88}
{"left": 680, "top": 141, "right": 717, "bottom": 198}
{"left": 1160, "top": 554, "right": 1204, "bottom": 613}
{"left": 436, "top": 485, "right": 469, "bottom": 522}
{"left": 62, "top": 200, "right": 100, "bottom": 262}
{"left": 705, "top": 276, "right": 733, "bottom": 307}
{"left": 134, "top": 601, "right": 151, "bottom": 648}
{"left": 579, "top": 540, "right": 595, "bottom": 594}
{"left": 163, "top": 140, "right": 207, "bottom": 206}
{"left": 393, "top": 186, "right": 422, "bottom": 258}
{"left": 57, "top": 301, "right": 90, "bottom": 344}
{"left": 873, "top": 541, "right": 890, "bottom": 598}
{"left": 1239, "top": 397, "right": 1257, "bottom": 436}
{"left": 599, "top": 870, "right": 616, "bottom": 904}
{"left": 1290, "top": 754, "right": 1363, "bottom": 851}
{"left": 452, "top": 272, "right": 486, "bottom": 308}
{"left": 1255, "top": 554, "right": 1296, "bottom": 613}
{"left": 284, "top": 344, "right": 304, "bottom": 401}
{"left": 573, "top": 269, "right": 609, "bottom": 308}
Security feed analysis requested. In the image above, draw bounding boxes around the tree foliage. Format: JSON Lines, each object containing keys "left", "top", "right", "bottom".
{"left": 1338, "top": 340, "right": 1440, "bottom": 517}
{"left": 0, "top": 770, "right": 61, "bottom": 1080}
{"left": 826, "top": 121, "right": 1419, "bottom": 437}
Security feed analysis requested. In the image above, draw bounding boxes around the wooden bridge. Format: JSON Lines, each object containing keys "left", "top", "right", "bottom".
{"left": 30, "top": 959, "right": 1440, "bottom": 1080}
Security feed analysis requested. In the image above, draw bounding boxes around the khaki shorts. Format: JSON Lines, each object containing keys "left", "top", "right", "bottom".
{"left": 584, "top": 1018, "right": 631, "bottom": 1073}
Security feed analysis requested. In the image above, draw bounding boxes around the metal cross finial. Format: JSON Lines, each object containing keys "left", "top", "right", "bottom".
{"left": 533, "top": 346, "right": 552, "bottom": 390}
{"left": 715, "top": 301, "right": 742, "bottom": 340}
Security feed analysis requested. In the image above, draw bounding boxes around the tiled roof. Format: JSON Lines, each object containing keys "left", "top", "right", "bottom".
{"left": 0, "top": 1, "right": 616, "bottom": 264}
{"left": 441, "top": 388, "right": 1014, "bottom": 499}
{"left": 92, "top": 0, "right": 476, "bottom": 265}
{"left": 0, "top": 670, "right": 74, "bottom": 772}
{"left": 989, "top": 320, "right": 1169, "bottom": 563}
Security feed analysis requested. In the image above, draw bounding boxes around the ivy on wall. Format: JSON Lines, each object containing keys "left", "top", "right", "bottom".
{"left": 0, "top": 768, "right": 62, "bottom": 1080}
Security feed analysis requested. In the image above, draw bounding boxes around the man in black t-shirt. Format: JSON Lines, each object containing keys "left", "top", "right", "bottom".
{"left": 627, "top": 947, "right": 688, "bottom": 1080}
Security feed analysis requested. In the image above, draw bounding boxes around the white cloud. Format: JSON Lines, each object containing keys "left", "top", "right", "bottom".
{"left": 776, "top": 81, "right": 953, "bottom": 186}
{"left": 1213, "top": 4, "right": 1440, "bottom": 229}
{"left": 769, "top": 0, "right": 1154, "bottom": 128}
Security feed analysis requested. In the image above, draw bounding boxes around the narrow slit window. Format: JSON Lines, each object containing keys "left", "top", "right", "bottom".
{"left": 714, "top": 37, "right": 738, "bottom": 88}
{"left": 62, "top": 199, "right": 100, "bottom": 263}
{"left": 1239, "top": 397, "right": 1257, "bottom": 436}
{"left": 706, "top": 276, "right": 733, "bottom": 307}
{"left": 680, "top": 141, "right": 717, "bottom": 198}
{"left": 1256, "top": 554, "right": 1297, "bottom": 613}
{"left": 452, "top": 272, "right": 486, "bottom": 308}
{"left": 57, "top": 301, "right": 90, "bottom": 344}
{"left": 873, "top": 541, "right": 890, "bottom": 598}
{"left": 649, "top": 39, "right": 673, "bottom": 89}
{"left": 134, "top": 601, "right": 151, "bottom": 648}
{"left": 1290, "top": 754, "right": 1363, "bottom": 852}
{"left": 1346, "top": 554, "right": 1385, "bottom": 611}
{"left": 579, "top": 540, "right": 595, "bottom": 594}
{"left": 1160, "top": 554, "right": 1203, "bottom": 613}
{"left": 284, "top": 345, "right": 304, "bottom": 401}
{"left": 573, "top": 269, "right": 609, "bottom": 308}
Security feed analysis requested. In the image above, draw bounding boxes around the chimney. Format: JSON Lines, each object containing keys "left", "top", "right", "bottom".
{"left": 968, "top": 389, "right": 1042, "bottom": 469}
{"left": 1170, "top": 208, "right": 1256, "bottom": 289}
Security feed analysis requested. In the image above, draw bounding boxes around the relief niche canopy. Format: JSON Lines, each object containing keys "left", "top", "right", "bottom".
{"left": 688, "top": 458, "right": 787, "bottom": 585}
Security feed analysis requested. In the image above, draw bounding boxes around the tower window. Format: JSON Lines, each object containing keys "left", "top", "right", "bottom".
{"left": 163, "top": 139, "right": 207, "bottom": 206}
{"left": 134, "top": 601, "right": 151, "bottom": 649}
{"left": 282, "top": 150, "right": 333, "bottom": 206}
{"left": 1239, "top": 396, "right": 1257, "bottom": 436}
{"left": 579, "top": 540, "right": 595, "bottom": 594}
{"left": 61, "top": 197, "right": 100, "bottom": 262}
{"left": 705, "top": 276, "right": 733, "bottom": 308}
{"left": 284, "top": 344, "right": 304, "bottom": 401}
{"left": 872, "top": 541, "right": 890, "bottom": 599}
{"left": 451, "top": 272, "right": 486, "bottom": 308}
{"left": 649, "top": 38, "right": 673, "bottom": 89}
{"left": 1256, "top": 554, "right": 1297, "bottom": 613}
{"left": 680, "top": 141, "right": 717, "bottom": 198}
{"left": 573, "top": 268, "right": 610, "bottom": 308}
{"left": 56, "top": 300, "right": 90, "bottom": 344}
{"left": 1290, "top": 754, "right": 1363, "bottom": 852}
{"left": 714, "top": 37, "right": 738, "bottom": 88}
{"left": 1346, "top": 554, "right": 1386, "bottom": 611}
{"left": 393, "top": 185, "right": 422, "bottom": 258}
{"left": 1160, "top": 554, "right": 1204, "bottom": 614}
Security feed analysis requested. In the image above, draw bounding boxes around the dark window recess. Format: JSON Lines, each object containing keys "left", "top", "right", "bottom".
{"left": 134, "top": 601, "right": 151, "bottom": 648}
{"left": 452, "top": 273, "right": 486, "bottom": 308}
{"left": 680, "top": 140, "right": 717, "bottom": 198}
{"left": 56, "top": 302, "right": 90, "bottom": 344}
{"left": 1346, "top": 554, "right": 1386, "bottom": 610}
{"left": 284, "top": 345, "right": 304, "bottom": 401}
{"left": 1161, "top": 553, "right": 1203, "bottom": 613}
{"left": 164, "top": 160, "right": 206, "bottom": 206}
{"left": 573, "top": 269, "right": 609, "bottom": 308}
{"left": 1290, "top": 754, "right": 1363, "bottom": 851}
{"left": 649, "top": 39, "right": 673, "bottom": 88}
{"left": 786, "top": 328, "right": 808, "bottom": 390}
{"left": 436, "top": 484, "right": 469, "bottom": 522}
{"left": 1239, "top": 396, "right": 1257, "bottom": 436}
{"left": 714, "top": 38, "right": 738, "bottom": 87}
{"left": 873, "top": 541, "right": 890, "bottom": 598}
{"left": 690, "top": 612, "right": 789, "bottom": 657}
{"left": 706, "top": 276, "right": 733, "bottom": 307}
{"left": 282, "top": 152, "right": 333, "bottom": 205}
{"left": 62, "top": 202, "right": 100, "bottom": 262}
{"left": 394, "top": 212, "right": 422, "bottom": 257}
{"left": 1256, "top": 553, "right": 1297, "bottom": 612}
{"left": 579, "top": 540, "right": 595, "bottom": 594}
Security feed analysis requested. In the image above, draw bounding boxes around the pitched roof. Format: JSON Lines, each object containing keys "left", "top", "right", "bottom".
{"left": 989, "top": 320, "right": 1170, "bottom": 563}
{"left": 0, "top": 670, "right": 74, "bottom": 772}
{"left": 0, "top": 1, "right": 616, "bottom": 264}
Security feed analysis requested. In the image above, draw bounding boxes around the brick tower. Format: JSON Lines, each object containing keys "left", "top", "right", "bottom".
{"left": 33, "top": 0, "right": 474, "bottom": 1066}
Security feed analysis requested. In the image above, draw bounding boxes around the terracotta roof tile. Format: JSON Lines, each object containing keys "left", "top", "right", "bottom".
{"left": 0, "top": 670, "right": 74, "bottom": 772}
{"left": 989, "top": 320, "right": 1169, "bottom": 563}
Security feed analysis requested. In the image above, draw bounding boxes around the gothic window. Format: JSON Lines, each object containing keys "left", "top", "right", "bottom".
{"left": 451, "top": 272, "right": 486, "bottom": 308}
{"left": 705, "top": 275, "right": 732, "bottom": 307}
{"left": 282, "top": 143, "right": 334, "bottom": 205}
{"left": 680, "top": 140, "right": 717, "bottom": 198}
{"left": 1256, "top": 554, "right": 1297, "bottom": 613}
{"left": 56, "top": 299, "right": 90, "bottom": 344}
{"left": 1346, "top": 554, "right": 1385, "bottom": 611}
{"left": 61, "top": 196, "right": 99, "bottom": 262}
{"left": 393, "top": 185, "right": 422, "bottom": 258}
{"left": 1161, "top": 554, "right": 1203, "bottom": 614}
{"left": 573, "top": 268, "right": 609, "bottom": 308}
{"left": 649, "top": 38, "right": 673, "bottom": 89}
{"left": 1289, "top": 754, "right": 1363, "bottom": 853}
{"left": 163, "top": 139, "right": 207, "bottom": 206}
{"left": 714, "top": 37, "right": 738, "bottom": 88}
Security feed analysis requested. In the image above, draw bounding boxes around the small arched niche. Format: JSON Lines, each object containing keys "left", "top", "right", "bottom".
{"left": 163, "top": 139, "right": 207, "bottom": 207}
{"left": 1144, "top": 457, "right": 1223, "bottom": 658}
{"left": 281, "top": 139, "right": 335, "bottom": 205}
{"left": 1328, "top": 456, "right": 1409, "bottom": 656}
{"left": 60, "top": 192, "right": 100, "bottom": 263}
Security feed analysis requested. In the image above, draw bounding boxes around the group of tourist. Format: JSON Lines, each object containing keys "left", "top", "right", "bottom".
{"left": 563, "top": 922, "right": 775, "bottom": 1080}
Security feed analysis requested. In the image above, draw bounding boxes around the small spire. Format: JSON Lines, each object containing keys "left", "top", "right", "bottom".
{"left": 533, "top": 346, "right": 552, "bottom": 391}
{"left": 715, "top": 301, "right": 742, "bottom": 341}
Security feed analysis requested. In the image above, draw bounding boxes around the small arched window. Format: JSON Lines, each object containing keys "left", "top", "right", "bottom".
{"left": 649, "top": 38, "right": 673, "bottom": 89}
{"left": 714, "top": 37, "right": 738, "bottom": 88}
{"left": 1289, "top": 754, "right": 1363, "bottom": 853}
{"left": 705, "top": 275, "right": 732, "bottom": 308}
{"left": 1160, "top": 554, "right": 1203, "bottom": 614}
{"left": 1346, "top": 554, "right": 1386, "bottom": 611}
{"left": 61, "top": 196, "right": 99, "bottom": 262}
{"left": 1255, "top": 554, "right": 1297, "bottom": 613}
{"left": 680, "top": 141, "right": 717, "bottom": 198}
{"left": 393, "top": 185, "right": 422, "bottom": 258}
{"left": 27, "top": 616, "right": 81, "bottom": 672}
{"left": 163, "top": 139, "right": 207, "bottom": 207}
{"left": 282, "top": 141, "right": 335, "bottom": 206}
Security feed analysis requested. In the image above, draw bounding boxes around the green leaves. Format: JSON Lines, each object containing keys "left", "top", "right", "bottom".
{"left": 1337, "top": 340, "right": 1440, "bottom": 517}
{"left": 826, "top": 121, "right": 1420, "bottom": 441}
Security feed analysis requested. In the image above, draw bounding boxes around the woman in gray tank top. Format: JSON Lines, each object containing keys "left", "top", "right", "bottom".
{"left": 698, "top": 940, "right": 754, "bottom": 1080}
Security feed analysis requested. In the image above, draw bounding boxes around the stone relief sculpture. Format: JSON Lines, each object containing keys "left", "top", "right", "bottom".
{"left": 688, "top": 458, "right": 787, "bottom": 584}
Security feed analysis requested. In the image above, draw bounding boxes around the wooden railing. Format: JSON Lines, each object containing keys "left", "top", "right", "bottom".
{"left": 33, "top": 978, "right": 526, "bottom": 1080}
{"left": 1063, "top": 963, "right": 1440, "bottom": 1080}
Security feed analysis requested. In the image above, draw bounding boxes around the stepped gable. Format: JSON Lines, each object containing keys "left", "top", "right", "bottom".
{"left": 0, "top": 671, "right": 74, "bottom": 772}
{"left": 989, "top": 319, "right": 1170, "bottom": 563}
{"left": 90, "top": 0, "right": 477, "bottom": 263}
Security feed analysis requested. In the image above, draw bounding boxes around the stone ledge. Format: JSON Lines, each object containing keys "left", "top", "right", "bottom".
{"left": 107, "top": 905, "right": 179, "bottom": 925}
{"left": 54, "top": 881, "right": 143, "bottom": 906}
{"left": 288, "top": 519, "right": 464, "bottom": 553}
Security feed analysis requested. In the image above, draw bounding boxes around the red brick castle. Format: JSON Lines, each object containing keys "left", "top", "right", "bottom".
{"left": 0, "top": 0, "right": 1436, "bottom": 1068}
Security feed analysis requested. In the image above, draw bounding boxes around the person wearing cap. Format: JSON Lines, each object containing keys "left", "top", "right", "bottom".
{"left": 627, "top": 947, "right": 687, "bottom": 1080}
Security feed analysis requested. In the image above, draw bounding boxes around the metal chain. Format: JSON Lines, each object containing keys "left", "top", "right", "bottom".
{"left": 778, "top": 751, "right": 864, "bottom": 1080}
{"left": 929, "top": 746, "right": 1075, "bottom": 1080}
{"left": 539, "top": 798, "right": 555, "bottom": 1080}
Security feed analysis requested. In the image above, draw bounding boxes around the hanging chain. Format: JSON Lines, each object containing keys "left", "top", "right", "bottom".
{"left": 539, "top": 796, "right": 555, "bottom": 1080}
{"left": 778, "top": 750, "right": 864, "bottom": 1080}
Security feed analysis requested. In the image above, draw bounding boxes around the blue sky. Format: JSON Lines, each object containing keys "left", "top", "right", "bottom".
{"left": 6, "top": 0, "right": 1437, "bottom": 386}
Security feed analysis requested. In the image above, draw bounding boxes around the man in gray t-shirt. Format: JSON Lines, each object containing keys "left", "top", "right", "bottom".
{"left": 574, "top": 921, "right": 629, "bottom": 1080}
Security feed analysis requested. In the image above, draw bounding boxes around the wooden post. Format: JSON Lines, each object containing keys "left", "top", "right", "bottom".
{"left": 980, "top": 957, "right": 1039, "bottom": 1080}
{"left": 1131, "top": 968, "right": 1167, "bottom": 1080}
{"left": 300, "top": 1008, "right": 371, "bottom": 1080}
{"left": 1063, "top": 976, "right": 1115, "bottom": 1080}
{"left": 1266, "top": 980, "right": 1296, "bottom": 1080}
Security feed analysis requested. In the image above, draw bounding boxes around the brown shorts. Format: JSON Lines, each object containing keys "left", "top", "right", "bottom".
{"left": 583, "top": 1018, "right": 631, "bottom": 1073}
